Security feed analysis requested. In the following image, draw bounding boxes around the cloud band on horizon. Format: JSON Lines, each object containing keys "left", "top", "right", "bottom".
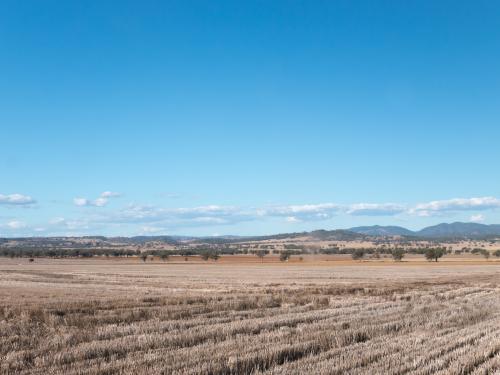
{"left": 2, "top": 195, "right": 500, "bottom": 236}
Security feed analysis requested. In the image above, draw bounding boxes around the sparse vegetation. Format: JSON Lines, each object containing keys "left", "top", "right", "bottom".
{"left": 0, "top": 258, "right": 498, "bottom": 374}
{"left": 425, "top": 248, "right": 446, "bottom": 262}
{"left": 391, "top": 248, "right": 405, "bottom": 261}
{"left": 279, "top": 250, "right": 292, "bottom": 262}
{"left": 255, "top": 250, "right": 268, "bottom": 262}
{"left": 351, "top": 248, "right": 365, "bottom": 261}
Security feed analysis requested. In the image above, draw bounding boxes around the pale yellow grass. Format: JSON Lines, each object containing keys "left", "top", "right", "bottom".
{"left": 1, "top": 258, "right": 499, "bottom": 374}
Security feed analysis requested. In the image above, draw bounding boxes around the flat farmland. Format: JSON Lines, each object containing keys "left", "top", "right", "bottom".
{"left": 1, "top": 258, "right": 499, "bottom": 374}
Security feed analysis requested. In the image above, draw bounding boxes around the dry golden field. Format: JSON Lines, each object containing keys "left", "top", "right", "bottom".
{"left": 1, "top": 257, "right": 500, "bottom": 374}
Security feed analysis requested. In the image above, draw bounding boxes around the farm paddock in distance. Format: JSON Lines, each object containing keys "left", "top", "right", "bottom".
{"left": 1, "top": 256, "right": 499, "bottom": 374}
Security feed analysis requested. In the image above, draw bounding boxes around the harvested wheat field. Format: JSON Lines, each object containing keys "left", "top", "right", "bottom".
{"left": 1, "top": 258, "right": 500, "bottom": 374}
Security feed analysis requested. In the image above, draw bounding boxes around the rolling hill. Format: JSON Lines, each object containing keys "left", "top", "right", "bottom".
{"left": 417, "top": 222, "right": 500, "bottom": 238}
{"left": 350, "top": 222, "right": 500, "bottom": 238}
{"left": 349, "top": 225, "right": 415, "bottom": 236}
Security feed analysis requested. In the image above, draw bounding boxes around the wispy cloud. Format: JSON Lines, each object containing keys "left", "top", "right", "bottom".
{"left": 100, "top": 191, "right": 121, "bottom": 198}
{"left": 5, "top": 195, "right": 500, "bottom": 236}
{"left": 6, "top": 220, "right": 27, "bottom": 229}
{"left": 63, "top": 196, "right": 500, "bottom": 231}
{"left": 73, "top": 191, "right": 121, "bottom": 207}
{"left": 470, "top": 214, "right": 485, "bottom": 223}
{"left": 141, "top": 226, "right": 166, "bottom": 234}
{"left": 0, "top": 220, "right": 29, "bottom": 235}
{"left": 411, "top": 197, "right": 500, "bottom": 216}
{"left": 0, "top": 194, "right": 36, "bottom": 206}
{"left": 46, "top": 217, "right": 96, "bottom": 232}
{"left": 347, "top": 203, "right": 406, "bottom": 216}
{"left": 74, "top": 197, "right": 108, "bottom": 207}
{"left": 104, "top": 204, "right": 254, "bottom": 227}
{"left": 261, "top": 202, "right": 407, "bottom": 221}
{"left": 260, "top": 203, "right": 341, "bottom": 221}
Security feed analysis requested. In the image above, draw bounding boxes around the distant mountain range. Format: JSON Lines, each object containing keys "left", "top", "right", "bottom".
{"left": 148, "top": 223, "right": 500, "bottom": 241}
{"left": 347, "top": 225, "right": 414, "bottom": 237}
{"left": 2, "top": 223, "right": 500, "bottom": 246}
{"left": 131, "top": 222, "right": 500, "bottom": 240}
{"left": 349, "top": 222, "right": 500, "bottom": 238}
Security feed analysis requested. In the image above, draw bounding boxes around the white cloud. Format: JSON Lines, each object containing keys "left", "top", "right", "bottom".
{"left": 59, "top": 219, "right": 91, "bottom": 231}
{"left": 9, "top": 195, "right": 500, "bottom": 236}
{"left": 175, "top": 205, "right": 239, "bottom": 217}
{"left": 100, "top": 191, "right": 121, "bottom": 198}
{"left": 6, "top": 220, "right": 26, "bottom": 229}
{"left": 270, "top": 203, "right": 340, "bottom": 214}
{"left": 192, "top": 217, "right": 227, "bottom": 224}
{"left": 0, "top": 193, "right": 36, "bottom": 205}
{"left": 72, "top": 197, "right": 500, "bottom": 231}
{"left": 470, "top": 214, "right": 485, "bottom": 223}
{"left": 411, "top": 197, "right": 500, "bottom": 216}
{"left": 263, "top": 203, "right": 341, "bottom": 221}
{"left": 413, "top": 210, "right": 432, "bottom": 217}
{"left": 104, "top": 204, "right": 253, "bottom": 228}
{"left": 74, "top": 197, "right": 107, "bottom": 207}
{"left": 74, "top": 198, "right": 90, "bottom": 206}
{"left": 141, "top": 226, "right": 165, "bottom": 234}
{"left": 93, "top": 198, "right": 108, "bottom": 207}
{"left": 73, "top": 192, "right": 120, "bottom": 207}
{"left": 47, "top": 217, "right": 91, "bottom": 231}
{"left": 347, "top": 203, "right": 406, "bottom": 216}
{"left": 263, "top": 202, "right": 406, "bottom": 219}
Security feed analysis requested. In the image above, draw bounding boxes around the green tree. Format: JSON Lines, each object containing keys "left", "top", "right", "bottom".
{"left": 280, "top": 250, "right": 292, "bottom": 262}
{"left": 391, "top": 248, "right": 405, "bottom": 262}
{"left": 425, "top": 248, "right": 445, "bottom": 262}
{"left": 351, "top": 249, "right": 365, "bottom": 261}
{"left": 256, "top": 250, "right": 267, "bottom": 263}
{"left": 159, "top": 252, "right": 169, "bottom": 262}
{"left": 209, "top": 252, "right": 220, "bottom": 262}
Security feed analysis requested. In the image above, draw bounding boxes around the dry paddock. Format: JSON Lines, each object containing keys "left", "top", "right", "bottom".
{"left": 1, "top": 257, "right": 499, "bottom": 374}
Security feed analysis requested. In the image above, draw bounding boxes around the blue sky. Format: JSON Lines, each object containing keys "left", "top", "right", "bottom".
{"left": 1, "top": 0, "right": 500, "bottom": 236}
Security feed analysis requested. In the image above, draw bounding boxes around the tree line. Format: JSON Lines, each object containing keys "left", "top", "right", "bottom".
{"left": 1, "top": 246, "right": 498, "bottom": 262}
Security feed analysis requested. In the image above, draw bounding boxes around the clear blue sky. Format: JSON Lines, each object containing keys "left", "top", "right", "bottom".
{"left": 1, "top": 0, "right": 500, "bottom": 236}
